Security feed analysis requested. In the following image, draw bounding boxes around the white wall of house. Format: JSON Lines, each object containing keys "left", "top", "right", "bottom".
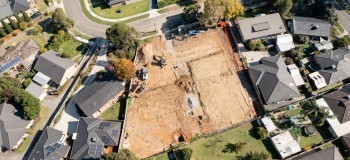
{"left": 91, "top": 92, "right": 123, "bottom": 118}
{"left": 59, "top": 65, "right": 78, "bottom": 86}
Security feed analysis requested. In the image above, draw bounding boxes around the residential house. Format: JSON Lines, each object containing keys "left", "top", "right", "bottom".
{"left": 292, "top": 17, "right": 331, "bottom": 41}
{"left": 34, "top": 50, "right": 77, "bottom": 86}
{"left": 316, "top": 86, "right": 350, "bottom": 138}
{"left": 308, "top": 71, "right": 327, "bottom": 89}
{"left": 292, "top": 145, "right": 343, "bottom": 160}
{"left": 260, "top": 116, "right": 277, "bottom": 133}
{"left": 276, "top": 34, "right": 295, "bottom": 53}
{"left": 0, "top": 0, "right": 31, "bottom": 20}
{"left": 249, "top": 55, "right": 301, "bottom": 105}
{"left": 105, "top": 0, "right": 124, "bottom": 6}
{"left": 0, "top": 102, "right": 33, "bottom": 150}
{"left": 314, "top": 48, "right": 350, "bottom": 85}
{"left": 28, "top": 127, "right": 70, "bottom": 160}
{"left": 70, "top": 117, "right": 122, "bottom": 160}
{"left": 237, "top": 13, "right": 286, "bottom": 42}
{"left": 74, "top": 74, "right": 124, "bottom": 117}
{"left": 287, "top": 64, "right": 305, "bottom": 86}
{"left": 271, "top": 131, "right": 302, "bottom": 158}
{"left": 0, "top": 39, "right": 39, "bottom": 74}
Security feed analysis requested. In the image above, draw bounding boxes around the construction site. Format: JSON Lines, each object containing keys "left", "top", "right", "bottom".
{"left": 123, "top": 29, "right": 256, "bottom": 158}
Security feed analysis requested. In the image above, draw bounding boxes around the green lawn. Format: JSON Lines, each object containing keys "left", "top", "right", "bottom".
{"left": 59, "top": 39, "right": 84, "bottom": 59}
{"left": 98, "top": 99, "right": 126, "bottom": 121}
{"left": 89, "top": 0, "right": 149, "bottom": 19}
{"left": 79, "top": 0, "right": 117, "bottom": 25}
{"left": 336, "top": 23, "right": 345, "bottom": 33}
{"left": 16, "top": 138, "right": 32, "bottom": 153}
{"left": 119, "top": 13, "right": 150, "bottom": 23}
{"left": 298, "top": 131, "right": 323, "bottom": 148}
{"left": 285, "top": 107, "right": 303, "bottom": 117}
{"left": 185, "top": 122, "right": 274, "bottom": 160}
{"left": 3, "top": 32, "right": 48, "bottom": 48}
{"left": 146, "top": 153, "right": 171, "bottom": 160}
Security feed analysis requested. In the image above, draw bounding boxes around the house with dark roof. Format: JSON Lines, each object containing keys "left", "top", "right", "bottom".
{"left": 104, "top": 0, "right": 124, "bottom": 6}
{"left": 341, "top": 133, "right": 350, "bottom": 150}
{"left": 292, "top": 145, "right": 343, "bottom": 160}
{"left": 314, "top": 48, "right": 350, "bottom": 85}
{"left": 28, "top": 127, "right": 70, "bottom": 160}
{"left": 0, "top": 102, "right": 33, "bottom": 150}
{"left": 237, "top": 13, "right": 286, "bottom": 42}
{"left": 292, "top": 17, "right": 331, "bottom": 40}
{"left": 0, "top": 0, "right": 31, "bottom": 20}
{"left": 0, "top": 39, "right": 39, "bottom": 74}
{"left": 70, "top": 118, "right": 122, "bottom": 160}
{"left": 74, "top": 74, "right": 124, "bottom": 117}
{"left": 249, "top": 55, "right": 301, "bottom": 108}
{"left": 315, "top": 85, "right": 350, "bottom": 138}
{"left": 34, "top": 50, "right": 77, "bottom": 86}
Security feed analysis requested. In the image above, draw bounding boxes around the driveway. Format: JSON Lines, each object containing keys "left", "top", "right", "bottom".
{"left": 53, "top": 39, "right": 109, "bottom": 136}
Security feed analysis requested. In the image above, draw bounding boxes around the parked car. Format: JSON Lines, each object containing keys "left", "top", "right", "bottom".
{"left": 308, "top": 63, "right": 319, "bottom": 72}
{"left": 141, "top": 68, "right": 148, "bottom": 80}
{"left": 30, "top": 12, "right": 41, "bottom": 19}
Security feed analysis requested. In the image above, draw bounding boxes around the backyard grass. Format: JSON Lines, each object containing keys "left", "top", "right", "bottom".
{"left": 146, "top": 153, "right": 171, "bottom": 160}
{"left": 89, "top": 0, "right": 149, "bottom": 19}
{"left": 298, "top": 129, "right": 324, "bottom": 148}
{"left": 285, "top": 107, "right": 303, "bottom": 117}
{"left": 315, "top": 81, "right": 344, "bottom": 94}
{"left": 99, "top": 99, "right": 126, "bottom": 121}
{"left": 59, "top": 39, "right": 84, "bottom": 59}
{"left": 184, "top": 122, "right": 274, "bottom": 159}
{"left": 3, "top": 32, "right": 49, "bottom": 48}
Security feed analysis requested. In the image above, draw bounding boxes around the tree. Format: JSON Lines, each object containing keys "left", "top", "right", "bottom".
{"left": 19, "top": 22, "right": 27, "bottom": 31}
{"left": 7, "top": 17, "right": 18, "bottom": 29}
{"left": 106, "top": 23, "right": 139, "bottom": 55}
{"left": 1, "top": 20, "right": 13, "bottom": 34}
{"left": 256, "top": 127, "right": 267, "bottom": 139}
{"left": 21, "top": 10, "right": 31, "bottom": 22}
{"left": 335, "top": 36, "right": 350, "bottom": 48}
{"left": 14, "top": 14, "right": 24, "bottom": 23}
{"left": 51, "top": 8, "right": 74, "bottom": 32}
{"left": 297, "top": 35, "right": 310, "bottom": 44}
{"left": 114, "top": 58, "right": 136, "bottom": 80}
{"left": 244, "top": 151, "right": 271, "bottom": 160}
{"left": 101, "top": 149, "right": 139, "bottom": 160}
{"left": 272, "top": 0, "right": 293, "bottom": 18}
{"left": 33, "top": 24, "right": 43, "bottom": 35}
{"left": 222, "top": 142, "right": 247, "bottom": 153}
{"left": 285, "top": 57, "right": 294, "bottom": 65}
{"left": 22, "top": 78, "right": 32, "bottom": 88}
{"left": 201, "top": 0, "right": 244, "bottom": 23}
{"left": 179, "top": 148, "right": 193, "bottom": 160}
{"left": 182, "top": 4, "right": 201, "bottom": 22}
{"left": 0, "top": 28, "right": 7, "bottom": 37}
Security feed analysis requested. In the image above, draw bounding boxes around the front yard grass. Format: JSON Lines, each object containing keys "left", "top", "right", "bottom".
{"left": 185, "top": 122, "right": 274, "bottom": 159}
{"left": 59, "top": 39, "right": 84, "bottom": 59}
{"left": 336, "top": 22, "right": 345, "bottom": 33}
{"left": 89, "top": 0, "right": 149, "bottom": 19}
{"left": 99, "top": 99, "right": 126, "bottom": 121}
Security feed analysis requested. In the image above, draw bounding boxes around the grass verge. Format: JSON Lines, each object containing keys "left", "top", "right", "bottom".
{"left": 89, "top": 0, "right": 149, "bottom": 19}
{"left": 70, "top": 28, "right": 93, "bottom": 40}
{"left": 16, "top": 138, "right": 32, "bottom": 153}
{"left": 336, "top": 22, "right": 345, "bottom": 33}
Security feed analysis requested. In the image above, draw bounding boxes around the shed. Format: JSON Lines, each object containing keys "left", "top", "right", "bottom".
{"left": 261, "top": 116, "right": 277, "bottom": 132}
{"left": 276, "top": 34, "right": 295, "bottom": 53}
{"left": 33, "top": 72, "right": 51, "bottom": 87}
{"left": 287, "top": 64, "right": 305, "bottom": 86}
{"left": 25, "top": 82, "right": 47, "bottom": 101}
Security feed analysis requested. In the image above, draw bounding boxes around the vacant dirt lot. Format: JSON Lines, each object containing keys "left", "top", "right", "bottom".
{"left": 124, "top": 30, "right": 256, "bottom": 158}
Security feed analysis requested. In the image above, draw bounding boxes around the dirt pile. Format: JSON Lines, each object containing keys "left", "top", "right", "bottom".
{"left": 138, "top": 36, "right": 168, "bottom": 66}
{"left": 175, "top": 75, "right": 194, "bottom": 92}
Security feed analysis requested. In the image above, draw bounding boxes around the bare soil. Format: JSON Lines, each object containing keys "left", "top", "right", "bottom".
{"left": 124, "top": 29, "right": 256, "bottom": 158}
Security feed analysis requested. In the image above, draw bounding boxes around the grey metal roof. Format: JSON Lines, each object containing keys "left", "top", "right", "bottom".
{"left": 315, "top": 48, "right": 350, "bottom": 84}
{"left": 322, "top": 85, "right": 350, "bottom": 123}
{"left": 293, "top": 16, "right": 331, "bottom": 37}
{"left": 0, "top": 0, "right": 14, "bottom": 20}
{"left": 74, "top": 75, "right": 124, "bottom": 117}
{"left": 28, "top": 127, "right": 70, "bottom": 160}
{"left": 292, "top": 146, "right": 343, "bottom": 160}
{"left": 25, "top": 82, "right": 45, "bottom": 99}
{"left": 9, "top": 0, "right": 30, "bottom": 14}
{"left": 70, "top": 118, "right": 122, "bottom": 160}
{"left": 237, "top": 13, "right": 286, "bottom": 41}
{"left": 34, "top": 50, "right": 76, "bottom": 85}
{"left": 249, "top": 55, "right": 300, "bottom": 104}
{"left": 0, "top": 102, "right": 31, "bottom": 150}
{"left": 32, "top": 72, "right": 51, "bottom": 86}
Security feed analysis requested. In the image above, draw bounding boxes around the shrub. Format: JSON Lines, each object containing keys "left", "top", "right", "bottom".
{"left": 285, "top": 57, "right": 294, "bottom": 65}
{"left": 179, "top": 148, "right": 193, "bottom": 160}
{"left": 22, "top": 78, "right": 32, "bottom": 88}
{"left": 256, "top": 127, "right": 267, "bottom": 139}
{"left": 12, "top": 32, "right": 18, "bottom": 36}
{"left": 19, "top": 22, "right": 27, "bottom": 30}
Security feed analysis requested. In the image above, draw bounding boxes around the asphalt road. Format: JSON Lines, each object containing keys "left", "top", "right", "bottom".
{"left": 335, "top": 9, "right": 350, "bottom": 33}
{"left": 63, "top": 0, "right": 108, "bottom": 37}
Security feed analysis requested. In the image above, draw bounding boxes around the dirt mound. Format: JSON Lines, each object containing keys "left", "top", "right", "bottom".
{"left": 138, "top": 36, "right": 167, "bottom": 66}
{"left": 175, "top": 75, "right": 193, "bottom": 92}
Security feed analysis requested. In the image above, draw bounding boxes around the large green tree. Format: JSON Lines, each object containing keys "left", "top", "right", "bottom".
{"left": 14, "top": 14, "right": 24, "bottom": 23}
{"left": 101, "top": 149, "right": 139, "bottom": 160}
{"left": 201, "top": 0, "right": 244, "bottom": 23}
{"left": 272, "top": 0, "right": 293, "bottom": 18}
{"left": 106, "top": 23, "right": 139, "bottom": 52}
{"left": 21, "top": 10, "right": 31, "bottom": 22}
{"left": 182, "top": 4, "right": 201, "bottom": 22}
{"left": 1, "top": 20, "right": 13, "bottom": 34}
{"left": 7, "top": 17, "right": 18, "bottom": 29}
{"left": 0, "top": 28, "right": 7, "bottom": 37}
{"left": 51, "top": 8, "right": 74, "bottom": 32}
